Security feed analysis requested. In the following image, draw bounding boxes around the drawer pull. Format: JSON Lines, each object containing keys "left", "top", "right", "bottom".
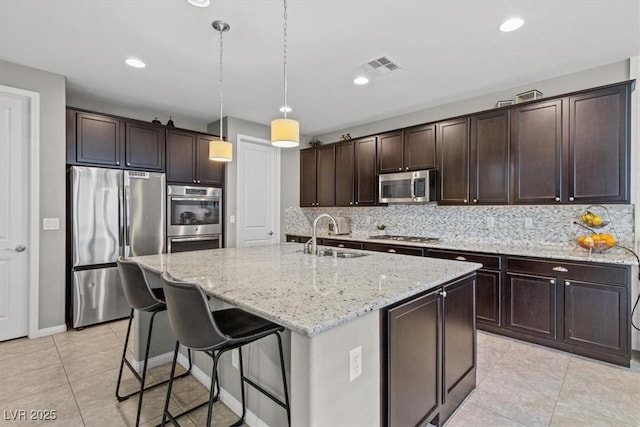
{"left": 565, "top": 281, "right": 571, "bottom": 286}
{"left": 388, "top": 249, "right": 397, "bottom": 253}
{"left": 550, "top": 279, "right": 556, "bottom": 285}
{"left": 338, "top": 244, "right": 345, "bottom": 248}
{"left": 455, "top": 256, "right": 467, "bottom": 261}
{"left": 291, "top": 239, "right": 297, "bottom": 243}
{"left": 552, "top": 266, "right": 568, "bottom": 273}
{"left": 439, "top": 290, "right": 447, "bottom": 298}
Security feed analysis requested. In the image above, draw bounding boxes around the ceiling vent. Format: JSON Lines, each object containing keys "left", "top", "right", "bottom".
{"left": 356, "top": 56, "right": 402, "bottom": 77}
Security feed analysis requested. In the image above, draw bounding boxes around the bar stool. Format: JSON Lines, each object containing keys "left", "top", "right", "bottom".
{"left": 160, "top": 272, "right": 291, "bottom": 427}
{"left": 115, "top": 257, "right": 192, "bottom": 427}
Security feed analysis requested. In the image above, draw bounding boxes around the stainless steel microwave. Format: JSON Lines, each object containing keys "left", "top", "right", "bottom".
{"left": 378, "top": 169, "right": 437, "bottom": 203}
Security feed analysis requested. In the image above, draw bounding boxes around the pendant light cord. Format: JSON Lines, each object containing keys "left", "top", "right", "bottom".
{"left": 283, "top": 0, "right": 288, "bottom": 119}
{"left": 218, "top": 26, "right": 224, "bottom": 139}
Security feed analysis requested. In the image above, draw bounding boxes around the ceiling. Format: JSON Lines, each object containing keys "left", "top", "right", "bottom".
{"left": 1, "top": 1, "right": 639, "bottom": 136}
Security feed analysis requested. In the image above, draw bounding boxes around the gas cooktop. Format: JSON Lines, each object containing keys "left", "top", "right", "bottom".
{"left": 370, "top": 235, "right": 440, "bottom": 243}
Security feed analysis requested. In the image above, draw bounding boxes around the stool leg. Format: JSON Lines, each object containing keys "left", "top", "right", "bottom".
{"left": 161, "top": 340, "right": 180, "bottom": 426}
{"left": 236, "top": 346, "right": 247, "bottom": 424}
{"left": 133, "top": 310, "right": 159, "bottom": 427}
{"left": 207, "top": 350, "right": 224, "bottom": 427}
{"left": 115, "top": 309, "right": 134, "bottom": 401}
{"left": 276, "top": 332, "right": 291, "bottom": 427}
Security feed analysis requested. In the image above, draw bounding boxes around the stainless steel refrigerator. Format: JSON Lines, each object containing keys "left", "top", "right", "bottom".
{"left": 69, "top": 166, "right": 166, "bottom": 328}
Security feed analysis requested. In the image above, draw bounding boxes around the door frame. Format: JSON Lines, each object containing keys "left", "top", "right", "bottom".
{"left": 235, "top": 133, "right": 281, "bottom": 247}
{"left": 0, "top": 85, "right": 40, "bottom": 339}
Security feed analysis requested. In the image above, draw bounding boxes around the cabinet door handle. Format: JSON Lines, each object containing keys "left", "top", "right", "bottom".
{"left": 291, "top": 239, "right": 298, "bottom": 243}
{"left": 349, "top": 202, "right": 353, "bottom": 205}
{"left": 473, "top": 199, "right": 478, "bottom": 203}
{"left": 569, "top": 196, "right": 575, "bottom": 202}
{"left": 555, "top": 196, "right": 560, "bottom": 202}
{"left": 455, "top": 256, "right": 467, "bottom": 261}
{"left": 127, "top": 162, "right": 131, "bottom": 166}
{"left": 116, "top": 161, "right": 120, "bottom": 165}
{"left": 565, "top": 281, "right": 571, "bottom": 286}
{"left": 405, "top": 167, "right": 409, "bottom": 171}
{"left": 552, "top": 266, "right": 568, "bottom": 273}
{"left": 387, "top": 249, "right": 396, "bottom": 253}
{"left": 550, "top": 279, "right": 556, "bottom": 285}
{"left": 398, "top": 168, "right": 402, "bottom": 171}
{"left": 463, "top": 199, "right": 468, "bottom": 203}
{"left": 355, "top": 201, "right": 359, "bottom": 205}
{"left": 439, "top": 290, "right": 447, "bottom": 298}
{"left": 338, "top": 244, "right": 345, "bottom": 248}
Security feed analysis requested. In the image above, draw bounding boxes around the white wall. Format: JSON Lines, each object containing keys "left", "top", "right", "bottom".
{"left": 0, "top": 60, "right": 66, "bottom": 329}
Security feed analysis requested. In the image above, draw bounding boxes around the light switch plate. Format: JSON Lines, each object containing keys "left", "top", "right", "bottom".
{"left": 43, "top": 218, "right": 60, "bottom": 230}
{"left": 349, "top": 345, "right": 362, "bottom": 381}
{"left": 230, "top": 214, "right": 236, "bottom": 224}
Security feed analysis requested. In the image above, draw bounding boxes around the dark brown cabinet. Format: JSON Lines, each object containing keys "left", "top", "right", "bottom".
{"left": 67, "top": 109, "right": 167, "bottom": 171}
{"left": 300, "top": 148, "right": 317, "bottom": 207}
{"left": 354, "top": 136, "right": 378, "bottom": 205}
{"left": 316, "top": 145, "right": 336, "bottom": 206}
{"left": 505, "top": 256, "right": 631, "bottom": 366}
{"left": 384, "top": 274, "right": 476, "bottom": 427}
{"left": 567, "top": 85, "right": 630, "bottom": 203}
{"left": 69, "top": 111, "right": 123, "bottom": 167}
{"left": 362, "top": 242, "right": 424, "bottom": 256}
{"left": 335, "top": 141, "right": 354, "bottom": 206}
{"left": 470, "top": 110, "right": 510, "bottom": 204}
{"left": 427, "top": 249, "right": 502, "bottom": 328}
{"left": 378, "top": 126, "right": 436, "bottom": 174}
{"left": 166, "top": 129, "right": 224, "bottom": 185}
{"left": 125, "top": 121, "right": 164, "bottom": 170}
{"left": 437, "top": 118, "right": 470, "bottom": 205}
{"left": 511, "top": 100, "right": 563, "bottom": 203}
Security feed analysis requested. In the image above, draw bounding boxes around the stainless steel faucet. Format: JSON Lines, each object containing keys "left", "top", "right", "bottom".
{"left": 305, "top": 213, "right": 338, "bottom": 255}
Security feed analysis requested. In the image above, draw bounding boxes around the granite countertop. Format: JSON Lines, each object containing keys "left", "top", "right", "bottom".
{"left": 132, "top": 244, "right": 481, "bottom": 337}
{"left": 289, "top": 232, "right": 639, "bottom": 265}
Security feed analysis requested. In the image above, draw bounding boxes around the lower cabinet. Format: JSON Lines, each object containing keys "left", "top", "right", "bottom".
{"left": 384, "top": 274, "right": 476, "bottom": 427}
{"left": 363, "top": 242, "right": 424, "bottom": 256}
{"left": 505, "top": 256, "right": 630, "bottom": 366}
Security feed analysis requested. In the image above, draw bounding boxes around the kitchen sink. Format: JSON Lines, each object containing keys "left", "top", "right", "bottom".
{"left": 316, "top": 248, "right": 369, "bottom": 258}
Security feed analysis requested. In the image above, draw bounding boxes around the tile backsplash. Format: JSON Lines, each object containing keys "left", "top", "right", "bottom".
{"left": 285, "top": 204, "right": 635, "bottom": 248}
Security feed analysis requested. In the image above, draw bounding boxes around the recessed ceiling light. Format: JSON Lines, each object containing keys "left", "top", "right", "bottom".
{"left": 279, "top": 106, "right": 292, "bottom": 113}
{"left": 354, "top": 76, "right": 369, "bottom": 85}
{"left": 499, "top": 17, "right": 524, "bottom": 32}
{"left": 186, "top": 0, "right": 210, "bottom": 7}
{"left": 125, "top": 58, "right": 146, "bottom": 68}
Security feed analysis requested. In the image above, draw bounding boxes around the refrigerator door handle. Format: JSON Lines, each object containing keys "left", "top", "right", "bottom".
{"left": 124, "top": 179, "right": 131, "bottom": 258}
{"left": 118, "top": 181, "right": 125, "bottom": 257}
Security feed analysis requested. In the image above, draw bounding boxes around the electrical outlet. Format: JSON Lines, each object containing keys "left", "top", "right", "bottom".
{"left": 229, "top": 214, "right": 236, "bottom": 224}
{"left": 43, "top": 217, "right": 60, "bottom": 230}
{"left": 486, "top": 216, "right": 495, "bottom": 229}
{"left": 349, "top": 346, "right": 362, "bottom": 381}
{"left": 524, "top": 217, "right": 533, "bottom": 229}
{"left": 231, "top": 349, "right": 239, "bottom": 369}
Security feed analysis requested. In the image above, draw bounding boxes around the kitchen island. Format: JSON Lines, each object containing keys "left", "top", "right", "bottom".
{"left": 132, "top": 244, "right": 481, "bottom": 426}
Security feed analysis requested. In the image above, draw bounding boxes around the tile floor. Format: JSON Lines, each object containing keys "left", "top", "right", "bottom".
{"left": 0, "top": 321, "right": 638, "bottom": 426}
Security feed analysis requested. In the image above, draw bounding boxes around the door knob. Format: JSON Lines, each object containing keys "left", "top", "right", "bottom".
{"left": 5, "top": 245, "right": 26, "bottom": 252}
{"left": 268, "top": 231, "right": 274, "bottom": 236}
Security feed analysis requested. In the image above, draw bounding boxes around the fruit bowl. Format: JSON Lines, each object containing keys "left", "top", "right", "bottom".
{"left": 579, "top": 211, "right": 610, "bottom": 228}
{"left": 576, "top": 234, "right": 616, "bottom": 252}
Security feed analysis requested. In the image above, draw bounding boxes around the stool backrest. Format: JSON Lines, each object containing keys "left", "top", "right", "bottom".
{"left": 161, "top": 272, "right": 229, "bottom": 351}
{"left": 116, "top": 257, "right": 164, "bottom": 311}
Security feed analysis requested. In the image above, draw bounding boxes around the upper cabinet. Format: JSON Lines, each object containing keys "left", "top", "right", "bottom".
{"left": 511, "top": 100, "right": 563, "bottom": 203}
{"left": 470, "top": 110, "right": 510, "bottom": 204}
{"left": 300, "top": 148, "right": 318, "bottom": 207}
{"left": 335, "top": 141, "right": 355, "bottom": 206}
{"left": 67, "top": 109, "right": 165, "bottom": 171}
{"left": 125, "top": 121, "right": 165, "bottom": 170}
{"left": 567, "top": 85, "right": 630, "bottom": 203}
{"left": 316, "top": 145, "right": 336, "bottom": 206}
{"left": 437, "top": 118, "right": 470, "bottom": 205}
{"left": 166, "top": 129, "right": 224, "bottom": 186}
{"left": 354, "top": 136, "right": 378, "bottom": 205}
{"left": 378, "top": 126, "right": 436, "bottom": 173}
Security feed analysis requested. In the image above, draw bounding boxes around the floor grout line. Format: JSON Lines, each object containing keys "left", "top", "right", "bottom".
{"left": 51, "top": 329, "right": 87, "bottom": 427}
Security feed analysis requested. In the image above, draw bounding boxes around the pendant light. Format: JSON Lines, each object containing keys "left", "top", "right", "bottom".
{"left": 271, "top": 0, "right": 300, "bottom": 148}
{"left": 209, "top": 20, "right": 233, "bottom": 162}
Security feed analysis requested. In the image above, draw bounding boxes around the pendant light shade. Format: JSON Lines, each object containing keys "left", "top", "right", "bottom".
{"left": 271, "top": 0, "right": 300, "bottom": 148}
{"left": 271, "top": 118, "right": 299, "bottom": 148}
{"left": 209, "top": 138, "right": 232, "bottom": 162}
{"left": 209, "top": 20, "right": 233, "bottom": 162}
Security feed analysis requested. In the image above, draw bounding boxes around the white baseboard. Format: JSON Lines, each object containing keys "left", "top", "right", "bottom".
{"left": 176, "top": 352, "right": 269, "bottom": 427}
{"left": 36, "top": 324, "right": 67, "bottom": 338}
{"left": 130, "top": 350, "right": 175, "bottom": 372}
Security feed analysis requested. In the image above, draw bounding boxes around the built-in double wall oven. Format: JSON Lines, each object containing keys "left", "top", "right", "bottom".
{"left": 167, "top": 185, "right": 222, "bottom": 253}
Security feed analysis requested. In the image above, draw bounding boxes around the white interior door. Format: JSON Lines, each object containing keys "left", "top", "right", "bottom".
{"left": 0, "top": 90, "right": 30, "bottom": 341}
{"left": 236, "top": 134, "right": 280, "bottom": 247}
